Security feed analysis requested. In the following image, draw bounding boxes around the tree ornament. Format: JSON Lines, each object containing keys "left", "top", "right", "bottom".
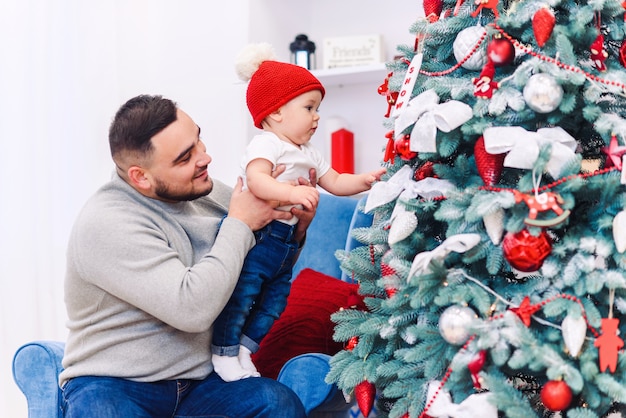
{"left": 471, "top": 0, "right": 500, "bottom": 19}
{"left": 453, "top": 25, "right": 488, "bottom": 71}
{"left": 532, "top": 7, "right": 555, "bottom": 47}
{"left": 510, "top": 296, "right": 542, "bottom": 327}
{"left": 414, "top": 161, "right": 437, "bottom": 181}
{"left": 377, "top": 73, "right": 398, "bottom": 118}
{"left": 395, "top": 134, "right": 417, "bottom": 160}
{"left": 438, "top": 305, "right": 477, "bottom": 345}
{"left": 523, "top": 73, "right": 563, "bottom": 113}
{"left": 502, "top": 229, "right": 552, "bottom": 272}
{"left": 473, "top": 59, "right": 500, "bottom": 98}
{"left": 388, "top": 209, "right": 418, "bottom": 245}
{"left": 355, "top": 380, "right": 376, "bottom": 417}
{"left": 602, "top": 134, "right": 626, "bottom": 170}
{"left": 512, "top": 190, "right": 571, "bottom": 227}
{"left": 483, "top": 208, "right": 505, "bottom": 245}
{"left": 381, "top": 258, "right": 399, "bottom": 296}
{"left": 423, "top": 0, "right": 443, "bottom": 22}
{"left": 474, "top": 135, "right": 505, "bottom": 185}
{"left": 487, "top": 35, "right": 515, "bottom": 66}
{"left": 540, "top": 379, "right": 573, "bottom": 411}
{"left": 346, "top": 336, "right": 359, "bottom": 351}
{"left": 468, "top": 350, "right": 488, "bottom": 389}
{"left": 594, "top": 317, "right": 624, "bottom": 373}
{"left": 590, "top": 33, "right": 608, "bottom": 72}
{"left": 383, "top": 131, "right": 396, "bottom": 163}
{"left": 613, "top": 210, "right": 626, "bottom": 253}
{"left": 619, "top": 39, "right": 626, "bottom": 68}
{"left": 561, "top": 314, "right": 587, "bottom": 357}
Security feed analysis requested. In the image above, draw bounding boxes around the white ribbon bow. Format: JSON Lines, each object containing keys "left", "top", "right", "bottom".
{"left": 426, "top": 381, "right": 498, "bottom": 418}
{"left": 394, "top": 89, "right": 473, "bottom": 153}
{"left": 409, "top": 233, "right": 481, "bottom": 279}
{"left": 482, "top": 126, "right": 577, "bottom": 178}
{"left": 365, "top": 165, "right": 455, "bottom": 214}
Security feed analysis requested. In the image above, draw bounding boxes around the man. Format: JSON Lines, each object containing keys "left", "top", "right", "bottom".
{"left": 59, "top": 95, "right": 314, "bottom": 417}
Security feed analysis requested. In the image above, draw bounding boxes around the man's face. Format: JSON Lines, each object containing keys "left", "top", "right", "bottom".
{"left": 143, "top": 109, "right": 213, "bottom": 202}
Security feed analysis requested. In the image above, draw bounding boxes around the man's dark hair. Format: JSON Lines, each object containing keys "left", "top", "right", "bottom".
{"left": 109, "top": 95, "right": 178, "bottom": 164}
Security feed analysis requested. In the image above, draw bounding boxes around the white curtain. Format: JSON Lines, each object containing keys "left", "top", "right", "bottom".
{"left": 0, "top": 1, "right": 249, "bottom": 415}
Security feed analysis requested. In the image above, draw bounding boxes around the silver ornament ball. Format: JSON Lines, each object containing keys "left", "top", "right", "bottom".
{"left": 438, "top": 305, "right": 477, "bottom": 345}
{"left": 523, "top": 73, "right": 563, "bottom": 113}
{"left": 453, "top": 26, "right": 488, "bottom": 71}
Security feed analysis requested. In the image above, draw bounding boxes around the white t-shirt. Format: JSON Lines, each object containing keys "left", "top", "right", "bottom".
{"left": 241, "top": 131, "right": 331, "bottom": 224}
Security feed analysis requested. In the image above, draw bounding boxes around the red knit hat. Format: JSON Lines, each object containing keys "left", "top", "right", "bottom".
{"left": 236, "top": 43, "right": 325, "bottom": 129}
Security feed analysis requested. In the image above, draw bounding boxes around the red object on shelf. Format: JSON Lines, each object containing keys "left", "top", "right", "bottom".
{"left": 331, "top": 128, "right": 354, "bottom": 174}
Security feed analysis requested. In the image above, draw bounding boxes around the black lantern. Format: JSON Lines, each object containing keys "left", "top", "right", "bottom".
{"left": 290, "top": 34, "right": 316, "bottom": 70}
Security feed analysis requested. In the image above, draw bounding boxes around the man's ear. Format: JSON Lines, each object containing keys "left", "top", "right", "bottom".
{"left": 127, "top": 166, "right": 152, "bottom": 191}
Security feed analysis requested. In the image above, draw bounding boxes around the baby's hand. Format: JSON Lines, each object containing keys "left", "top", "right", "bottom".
{"left": 364, "top": 168, "right": 387, "bottom": 186}
{"left": 289, "top": 185, "right": 320, "bottom": 210}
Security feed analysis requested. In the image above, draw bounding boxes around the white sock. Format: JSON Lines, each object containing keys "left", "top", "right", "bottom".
{"left": 212, "top": 354, "right": 258, "bottom": 382}
{"left": 238, "top": 345, "right": 260, "bottom": 376}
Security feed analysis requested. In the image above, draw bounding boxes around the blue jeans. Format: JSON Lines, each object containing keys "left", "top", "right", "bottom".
{"left": 212, "top": 220, "right": 299, "bottom": 355}
{"left": 61, "top": 373, "right": 306, "bottom": 417}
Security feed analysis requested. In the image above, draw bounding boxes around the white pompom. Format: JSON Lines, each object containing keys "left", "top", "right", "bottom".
{"left": 235, "top": 43, "right": 277, "bottom": 82}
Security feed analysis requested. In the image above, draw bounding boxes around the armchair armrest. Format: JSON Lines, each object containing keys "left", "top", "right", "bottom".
{"left": 12, "top": 341, "right": 65, "bottom": 418}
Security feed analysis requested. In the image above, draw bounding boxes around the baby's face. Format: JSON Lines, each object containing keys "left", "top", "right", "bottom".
{"left": 272, "top": 90, "right": 323, "bottom": 147}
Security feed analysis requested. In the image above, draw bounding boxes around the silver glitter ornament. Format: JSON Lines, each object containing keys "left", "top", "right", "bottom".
{"left": 523, "top": 73, "right": 563, "bottom": 113}
{"left": 438, "top": 305, "right": 477, "bottom": 345}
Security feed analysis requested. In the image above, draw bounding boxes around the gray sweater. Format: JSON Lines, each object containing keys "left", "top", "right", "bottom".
{"left": 60, "top": 174, "right": 255, "bottom": 386}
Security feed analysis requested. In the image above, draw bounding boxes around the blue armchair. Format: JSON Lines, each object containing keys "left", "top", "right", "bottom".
{"left": 12, "top": 193, "right": 372, "bottom": 418}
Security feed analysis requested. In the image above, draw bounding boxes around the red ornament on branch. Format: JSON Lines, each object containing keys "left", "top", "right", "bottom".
{"left": 423, "top": 0, "right": 443, "bottom": 22}
{"left": 473, "top": 59, "right": 500, "bottom": 98}
{"left": 590, "top": 33, "right": 608, "bottom": 71}
{"left": 383, "top": 131, "right": 396, "bottom": 163}
{"left": 468, "top": 350, "right": 488, "bottom": 389}
{"left": 594, "top": 317, "right": 624, "bottom": 373}
{"left": 377, "top": 73, "right": 399, "bottom": 118}
{"left": 474, "top": 135, "right": 505, "bottom": 185}
{"left": 395, "top": 134, "right": 418, "bottom": 161}
{"left": 346, "top": 336, "right": 359, "bottom": 351}
{"left": 355, "top": 380, "right": 376, "bottom": 417}
{"left": 540, "top": 380, "right": 573, "bottom": 412}
{"left": 502, "top": 229, "right": 552, "bottom": 272}
{"left": 510, "top": 296, "right": 542, "bottom": 327}
{"left": 532, "top": 7, "right": 555, "bottom": 47}
{"left": 487, "top": 36, "right": 515, "bottom": 66}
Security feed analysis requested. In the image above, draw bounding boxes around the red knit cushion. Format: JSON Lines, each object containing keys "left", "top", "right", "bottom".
{"left": 251, "top": 268, "right": 362, "bottom": 379}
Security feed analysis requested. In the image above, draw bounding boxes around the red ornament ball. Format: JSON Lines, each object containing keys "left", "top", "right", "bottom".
{"left": 541, "top": 380, "right": 572, "bottom": 412}
{"left": 502, "top": 229, "right": 552, "bottom": 272}
{"left": 395, "top": 135, "right": 417, "bottom": 160}
{"left": 487, "top": 36, "right": 515, "bottom": 66}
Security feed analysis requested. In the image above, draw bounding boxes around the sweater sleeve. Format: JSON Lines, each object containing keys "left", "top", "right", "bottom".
{"left": 66, "top": 188, "right": 255, "bottom": 334}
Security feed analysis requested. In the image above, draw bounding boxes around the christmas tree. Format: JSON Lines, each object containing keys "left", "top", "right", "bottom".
{"left": 325, "top": 0, "right": 626, "bottom": 417}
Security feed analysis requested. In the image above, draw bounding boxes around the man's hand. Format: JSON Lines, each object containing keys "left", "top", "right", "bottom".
{"left": 292, "top": 168, "right": 318, "bottom": 243}
{"left": 229, "top": 176, "right": 293, "bottom": 231}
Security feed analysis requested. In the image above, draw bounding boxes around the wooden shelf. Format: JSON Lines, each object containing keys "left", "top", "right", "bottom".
{"left": 311, "top": 63, "right": 387, "bottom": 88}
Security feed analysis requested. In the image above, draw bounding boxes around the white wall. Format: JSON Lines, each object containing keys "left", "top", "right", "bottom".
{"left": 0, "top": 1, "right": 250, "bottom": 415}
{"left": 0, "top": 1, "right": 420, "bottom": 415}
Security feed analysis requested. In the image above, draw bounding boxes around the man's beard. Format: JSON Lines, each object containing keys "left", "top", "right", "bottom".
{"left": 153, "top": 176, "right": 213, "bottom": 202}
